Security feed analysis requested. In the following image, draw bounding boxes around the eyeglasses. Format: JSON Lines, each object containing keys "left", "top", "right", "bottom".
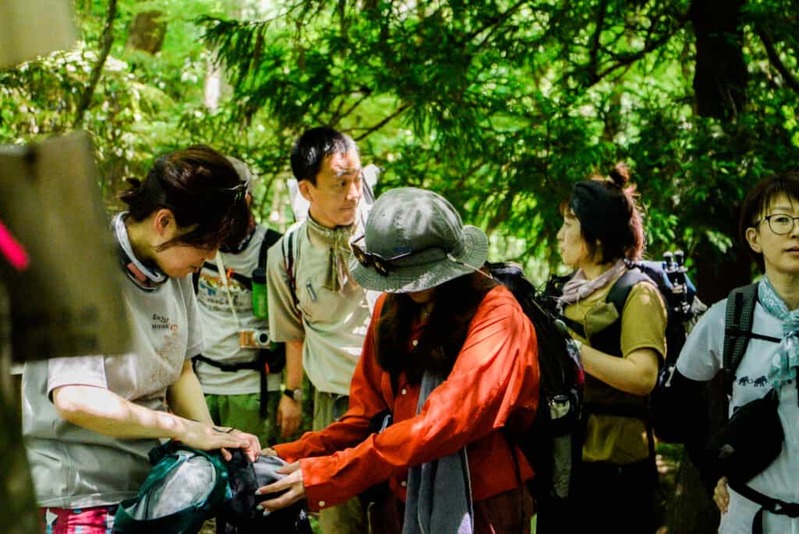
{"left": 351, "top": 235, "right": 437, "bottom": 277}
{"left": 217, "top": 180, "right": 250, "bottom": 203}
{"left": 756, "top": 214, "right": 799, "bottom": 235}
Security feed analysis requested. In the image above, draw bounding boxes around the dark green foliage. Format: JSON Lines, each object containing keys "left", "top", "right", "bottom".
{"left": 3, "top": 0, "right": 799, "bottom": 290}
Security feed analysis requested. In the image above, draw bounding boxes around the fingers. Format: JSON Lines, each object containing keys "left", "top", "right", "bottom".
{"left": 220, "top": 447, "right": 232, "bottom": 462}
{"left": 256, "top": 469, "right": 305, "bottom": 512}
{"left": 262, "top": 447, "right": 278, "bottom": 457}
{"left": 259, "top": 486, "right": 303, "bottom": 512}
{"left": 276, "top": 461, "right": 301, "bottom": 475}
{"left": 713, "top": 476, "right": 729, "bottom": 514}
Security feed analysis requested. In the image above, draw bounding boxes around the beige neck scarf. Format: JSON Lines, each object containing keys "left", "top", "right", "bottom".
{"left": 306, "top": 215, "right": 357, "bottom": 293}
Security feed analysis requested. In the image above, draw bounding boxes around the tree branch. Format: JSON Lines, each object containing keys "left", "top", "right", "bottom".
{"left": 755, "top": 27, "right": 799, "bottom": 93}
{"left": 354, "top": 103, "right": 411, "bottom": 141}
{"left": 469, "top": 0, "right": 529, "bottom": 49}
{"left": 74, "top": 0, "right": 117, "bottom": 129}
{"left": 587, "top": 0, "right": 609, "bottom": 84}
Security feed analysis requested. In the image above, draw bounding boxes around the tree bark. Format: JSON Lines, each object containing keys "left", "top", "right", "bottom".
{"left": 690, "top": 0, "right": 748, "bottom": 119}
{"left": 74, "top": 0, "right": 117, "bottom": 129}
{"left": 125, "top": 11, "right": 167, "bottom": 54}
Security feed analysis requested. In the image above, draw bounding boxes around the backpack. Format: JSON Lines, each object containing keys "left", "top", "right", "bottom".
{"left": 114, "top": 442, "right": 231, "bottom": 533}
{"left": 192, "top": 227, "right": 285, "bottom": 418}
{"left": 549, "top": 253, "right": 704, "bottom": 445}
{"left": 219, "top": 450, "right": 313, "bottom": 534}
{"left": 487, "top": 262, "right": 585, "bottom": 532}
{"left": 115, "top": 443, "right": 313, "bottom": 534}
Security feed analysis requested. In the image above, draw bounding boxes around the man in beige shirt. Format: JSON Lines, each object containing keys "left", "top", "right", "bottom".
{"left": 267, "top": 127, "right": 371, "bottom": 533}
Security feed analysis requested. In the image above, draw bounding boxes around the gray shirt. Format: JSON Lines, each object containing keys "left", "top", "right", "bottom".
{"left": 23, "top": 273, "right": 202, "bottom": 508}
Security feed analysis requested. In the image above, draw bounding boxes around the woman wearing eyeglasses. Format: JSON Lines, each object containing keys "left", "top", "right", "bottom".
{"left": 22, "top": 145, "right": 261, "bottom": 533}
{"left": 675, "top": 172, "right": 799, "bottom": 534}
{"left": 256, "top": 187, "right": 539, "bottom": 533}
{"left": 555, "top": 164, "right": 667, "bottom": 533}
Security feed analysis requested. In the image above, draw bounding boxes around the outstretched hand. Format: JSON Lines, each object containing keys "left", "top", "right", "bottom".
{"left": 178, "top": 420, "right": 261, "bottom": 461}
{"left": 256, "top": 461, "right": 306, "bottom": 512}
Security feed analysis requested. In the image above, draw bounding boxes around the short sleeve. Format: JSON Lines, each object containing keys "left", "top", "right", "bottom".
{"left": 676, "top": 300, "right": 726, "bottom": 382}
{"left": 267, "top": 233, "right": 305, "bottom": 342}
{"left": 620, "top": 282, "right": 667, "bottom": 360}
{"left": 180, "top": 275, "right": 204, "bottom": 359}
{"left": 47, "top": 355, "right": 107, "bottom": 398}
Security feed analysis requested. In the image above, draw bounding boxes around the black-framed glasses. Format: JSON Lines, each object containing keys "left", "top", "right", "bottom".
{"left": 756, "top": 214, "right": 799, "bottom": 235}
{"left": 216, "top": 180, "right": 250, "bottom": 203}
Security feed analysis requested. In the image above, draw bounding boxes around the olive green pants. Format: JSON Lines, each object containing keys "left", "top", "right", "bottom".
{"left": 205, "top": 391, "right": 281, "bottom": 447}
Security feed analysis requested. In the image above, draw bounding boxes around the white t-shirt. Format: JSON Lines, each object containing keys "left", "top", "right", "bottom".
{"left": 676, "top": 298, "right": 799, "bottom": 534}
{"left": 22, "top": 273, "right": 203, "bottom": 508}
{"left": 195, "top": 224, "right": 280, "bottom": 395}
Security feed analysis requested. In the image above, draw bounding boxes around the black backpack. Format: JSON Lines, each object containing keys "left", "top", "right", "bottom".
{"left": 487, "top": 262, "right": 585, "bottom": 533}
{"left": 549, "top": 253, "right": 704, "bottom": 446}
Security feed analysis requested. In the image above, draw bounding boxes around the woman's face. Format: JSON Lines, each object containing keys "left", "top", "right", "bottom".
{"left": 746, "top": 193, "right": 799, "bottom": 279}
{"left": 151, "top": 213, "right": 217, "bottom": 277}
{"left": 557, "top": 210, "right": 592, "bottom": 269}
{"left": 155, "top": 243, "right": 217, "bottom": 278}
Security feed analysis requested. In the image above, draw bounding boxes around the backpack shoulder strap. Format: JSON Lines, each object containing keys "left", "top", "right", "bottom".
{"left": 257, "top": 228, "right": 283, "bottom": 272}
{"left": 606, "top": 267, "right": 652, "bottom": 315}
{"left": 723, "top": 283, "right": 759, "bottom": 395}
{"left": 281, "top": 222, "right": 303, "bottom": 308}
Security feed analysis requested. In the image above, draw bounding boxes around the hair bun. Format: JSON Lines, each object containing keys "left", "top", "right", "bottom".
{"left": 608, "top": 163, "right": 630, "bottom": 187}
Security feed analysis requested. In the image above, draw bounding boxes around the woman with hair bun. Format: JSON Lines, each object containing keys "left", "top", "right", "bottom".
{"left": 22, "top": 145, "right": 261, "bottom": 533}
{"left": 555, "top": 164, "right": 667, "bottom": 533}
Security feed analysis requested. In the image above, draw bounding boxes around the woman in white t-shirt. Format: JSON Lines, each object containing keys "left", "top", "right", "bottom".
{"left": 677, "top": 171, "right": 799, "bottom": 534}
{"left": 22, "top": 145, "right": 261, "bottom": 533}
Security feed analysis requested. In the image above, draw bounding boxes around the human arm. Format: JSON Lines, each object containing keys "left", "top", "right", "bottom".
{"left": 167, "top": 359, "right": 215, "bottom": 424}
{"left": 266, "top": 235, "right": 306, "bottom": 440}
{"left": 269, "top": 290, "right": 539, "bottom": 511}
{"left": 277, "top": 339, "right": 304, "bottom": 438}
{"left": 52, "top": 383, "right": 249, "bottom": 453}
{"left": 167, "top": 359, "right": 261, "bottom": 460}
{"left": 579, "top": 346, "right": 659, "bottom": 396}
{"left": 272, "top": 294, "right": 391, "bottom": 461}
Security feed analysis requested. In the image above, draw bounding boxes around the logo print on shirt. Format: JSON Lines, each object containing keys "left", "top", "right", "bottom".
{"left": 151, "top": 313, "right": 176, "bottom": 332}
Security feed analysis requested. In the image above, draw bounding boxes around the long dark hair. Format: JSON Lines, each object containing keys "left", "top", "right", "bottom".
{"left": 375, "top": 271, "right": 497, "bottom": 385}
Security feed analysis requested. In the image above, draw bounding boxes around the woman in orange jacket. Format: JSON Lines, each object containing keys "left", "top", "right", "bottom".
{"left": 257, "top": 187, "right": 539, "bottom": 534}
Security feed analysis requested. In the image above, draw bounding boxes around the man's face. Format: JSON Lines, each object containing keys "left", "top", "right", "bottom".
{"left": 300, "top": 150, "right": 362, "bottom": 228}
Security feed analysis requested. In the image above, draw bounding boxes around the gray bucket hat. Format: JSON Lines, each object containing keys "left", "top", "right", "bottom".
{"left": 350, "top": 187, "right": 489, "bottom": 293}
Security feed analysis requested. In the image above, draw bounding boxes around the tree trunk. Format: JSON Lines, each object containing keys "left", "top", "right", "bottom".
{"left": 690, "top": 0, "right": 748, "bottom": 119}
{"left": 125, "top": 11, "right": 167, "bottom": 54}
{"left": 74, "top": 0, "right": 117, "bottom": 129}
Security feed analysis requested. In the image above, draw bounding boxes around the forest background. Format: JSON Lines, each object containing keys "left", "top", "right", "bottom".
{"left": 4, "top": 0, "right": 799, "bottom": 300}
{"left": 3, "top": 1, "right": 799, "bottom": 532}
